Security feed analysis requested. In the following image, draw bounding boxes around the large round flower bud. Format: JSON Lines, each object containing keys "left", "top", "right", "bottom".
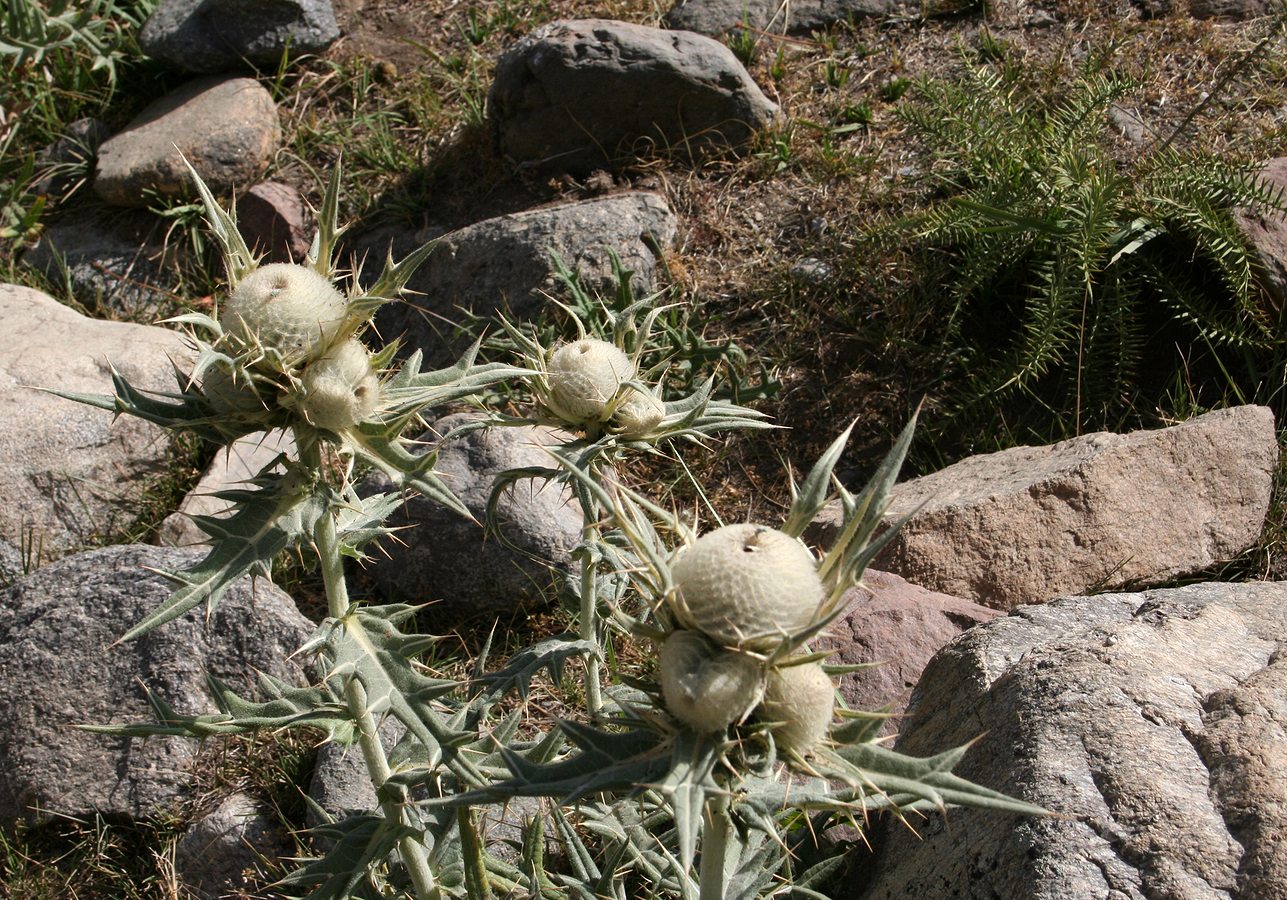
{"left": 670, "top": 524, "right": 825, "bottom": 650}
{"left": 759, "top": 661, "right": 834, "bottom": 756}
{"left": 546, "top": 339, "right": 635, "bottom": 423}
{"left": 299, "top": 339, "right": 379, "bottom": 430}
{"left": 221, "top": 263, "right": 347, "bottom": 363}
{"left": 659, "top": 630, "right": 764, "bottom": 733}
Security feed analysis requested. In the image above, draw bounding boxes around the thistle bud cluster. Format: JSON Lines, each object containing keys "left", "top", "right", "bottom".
{"left": 201, "top": 261, "right": 380, "bottom": 435}
{"left": 542, "top": 338, "right": 663, "bottom": 437}
{"left": 659, "top": 524, "right": 836, "bottom": 756}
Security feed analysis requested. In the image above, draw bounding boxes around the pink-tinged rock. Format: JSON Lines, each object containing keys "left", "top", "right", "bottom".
{"left": 236, "top": 181, "right": 313, "bottom": 264}
{"left": 816, "top": 571, "right": 999, "bottom": 732}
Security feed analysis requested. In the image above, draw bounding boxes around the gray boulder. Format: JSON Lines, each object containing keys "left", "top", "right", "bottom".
{"left": 94, "top": 76, "right": 280, "bottom": 207}
{"left": 820, "top": 406, "right": 1277, "bottom": 610}
{"left": 371, "top": 192, "right": 677, "bottom": 363}
{"left": 666, "top": 0, "right": 916, "bottom": 35}
{"left": 21, "top": 204, "right": 182, "bottom": 319}
{"left": 141, "top": 0, "right": 340, "bottom": 73}
{"left": 0, "top": 284, "right": 189, "bottom": 558}
{"left": 856, "top": 581, "right": 1287, "bottom": 900}
{"left": 357, "top": 414, "right": 582, "bottom": 624}
{"left": 0, "top": 544, "right": 313, "bottom": 825}
{"left": 815, "top": 572, "right": 998, "bottom": 733}
{"left": 489, "top": 19, "right": 778, "bottom": 174}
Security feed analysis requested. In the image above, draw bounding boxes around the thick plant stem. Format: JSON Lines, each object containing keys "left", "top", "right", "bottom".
{"left": 300, "top": 434, "right": 439, "bottom": 899}
{"left": 579, "top": 538, "right": 603, "bottom": 716}
{"left": 698, "top": 795, "right": 733, "bottom": 900}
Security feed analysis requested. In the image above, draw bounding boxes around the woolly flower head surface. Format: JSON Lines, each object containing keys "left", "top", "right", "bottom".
{"left": 670, "top": 524, "right": 825, "bottom": 650}
{"left": 546, "top": 338, "right": 635, "bottom": 422}
{"left": 659, "top": 630, "right": 764, "bottom": 733}
{"left": 613, "top": 388, "right": 666, "bottom": 437}
{"left": 299, "top": 338, "right": 379, "bottom": 430}
{"left": 759, "top": 661, "right": 835, "bottom": 756}
{"left": 221, "top": 263, "right": 347, "bottom": 362}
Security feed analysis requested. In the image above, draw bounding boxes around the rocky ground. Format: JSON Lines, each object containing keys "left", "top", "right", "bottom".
{"left": 3, "top": 0, "right": 1287, "bottom": 896}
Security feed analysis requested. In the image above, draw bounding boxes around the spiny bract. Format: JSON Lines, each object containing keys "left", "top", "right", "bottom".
{"left": 670, "top": 523, "right": 825, "bottom": 650}
{"left": 546, "top": 338, "right": 635, "bottom": 423}
{"left": 220, "top": 262, "right": 347, "bottom": 363}
{"left": 659, "top": 630, "right": 765, "bottom": 733}
{"left": 759, "top": 661, "right": 835, "bottom": 756}
{"left": 299, "top": 338, "right": 379, "bottom": 430}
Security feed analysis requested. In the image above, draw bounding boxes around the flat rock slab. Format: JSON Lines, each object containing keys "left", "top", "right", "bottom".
{"left": 0, "top": 284, "right": 189, "bottom": 557}
{"left": 860, "top": 406, "right": 1277, "bottom": 609}
{"left": 666, "top": 0, "right": 919, "bottom": 35}
{"left": 94, "top": 76, "right": 280, "bottom": 207}
{"left": 371, "top": 192, "right": 677, "bottom": 364}
{"left": 856, "top": 581, "right": 1287, "bottom": 900}
{"left": 0, "top": 544, "right": 313, "bottom": 825}
{"left": 489, "top": 19, "right": 778, "bottom": 174}
{"left": 21, "top": 205, "right": 184, "bottom": 320}
{"left": 815, "top": 572, "right": 998, "bottom": 733}
{"left": 356, "top": 414, "right": 582, "bottom": 625}
{"left": 141, "top": 0, "right": 340, "bottom": 73}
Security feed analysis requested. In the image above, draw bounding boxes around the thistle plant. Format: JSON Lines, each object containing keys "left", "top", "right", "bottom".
{"left": 60, "top": 163, "right": 1047, "bottom": 898}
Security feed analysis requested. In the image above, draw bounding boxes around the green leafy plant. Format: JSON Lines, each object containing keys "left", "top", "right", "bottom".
{"left": 895, "top": 57, "right": 1287, "bottom": 441}
{"left": 62, "top": 165, "right": 1048, "bottom": 898}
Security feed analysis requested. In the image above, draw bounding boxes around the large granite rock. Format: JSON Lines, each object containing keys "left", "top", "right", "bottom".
{"left": 356, "top": 414, "right": 582, "bottom": 625}
{"left": 0, "top": 544, "right": 313, "bottom": 825}
{"left": 827, "top": 406, "right": 1277, "bottom": 610}
{"left": 141, "top": 0, "right": 340, "bottom": 73}
{"left": 94, "top": 77, "right": 280, "bottom": 207}
{"left": 371, "top": 192, "right": 677, "bottom": 363}
{"left": 489, "top": 19, "right": 778, "bottom": 174}
{"left": 0, "top": 284, "right": 189, "bottom": 557}
{"left": 855, "top": 581, "right": 1287, "bottom": 900}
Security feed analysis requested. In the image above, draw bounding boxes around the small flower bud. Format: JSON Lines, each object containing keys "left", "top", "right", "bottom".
{"left": 613, "top": 388, "right": 665, "bottom": 437}
{"left": 299, "top": 339, "right": 380, "bottom": 430}
{"left": 659, "top": 630, "right": 764, "bottom": 733}
{"left": 759, "top": 661, "right": 834, "bottom": 756}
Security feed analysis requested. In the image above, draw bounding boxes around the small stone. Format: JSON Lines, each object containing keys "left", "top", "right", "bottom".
{"left": 140, "top": 0, "right": 341, "bottom": 73}
{"left": 94, "top": 76, "right": 281, "bottom": 208}
{"left": 1233, "top": 157, "right": 1287, "bottom": 317}
{"left": 21, "top": 205, "right": 183, "bottom": 319}
{"left": 815, "top": 573, "right": 999, "bottom": 733}
{"left": 0, "top": 284, "right": 190, "bottom": 557}
{"left": 788, "top": 257, "right": 835, "bottom": 286}
{"left": 815, "top": 406, "right": 1278, "bottom": 610}
{"left": 236, "top": 181, "right": 313, "bottom": 263}
{"left": 489, "top": 19, "right": 779, "bottom": 175}
{"left": 175, "top": 792, "right": 291, "bottom": 898}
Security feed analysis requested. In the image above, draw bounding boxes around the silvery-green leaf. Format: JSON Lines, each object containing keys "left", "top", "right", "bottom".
{"left": 782, "top": 421, "right": 856, "bottom": 538}
{"left": 472, "top": 632, "right": 601, "bottom": 702}
{"left": 118, "top": 477, "right": 323, "bottom": 642}
{"left": 278, "top": 814, "right": 408, "bottom": 899}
